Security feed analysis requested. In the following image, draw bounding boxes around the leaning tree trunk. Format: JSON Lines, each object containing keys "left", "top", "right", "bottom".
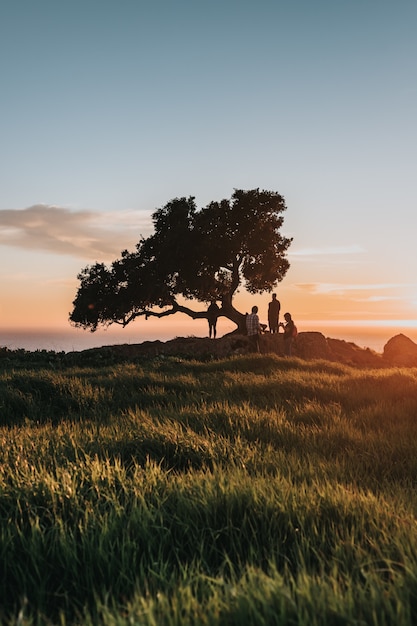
{"left": 219, "top": 298, "right": 247, "bottom": 336}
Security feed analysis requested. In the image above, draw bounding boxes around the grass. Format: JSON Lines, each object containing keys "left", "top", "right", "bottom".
{"left": 1, "top": 350, "right": 417, "bottom": 624}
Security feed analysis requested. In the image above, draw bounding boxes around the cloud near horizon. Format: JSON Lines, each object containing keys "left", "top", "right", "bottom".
{"left": 295, "top": 282, "right": 414, "bottom": 300}
{"left": 0, "top": 205, "right": 153, "bottom": 260}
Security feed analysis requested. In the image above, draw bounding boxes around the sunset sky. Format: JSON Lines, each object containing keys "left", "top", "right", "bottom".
{"left": 1, "top": 0, "right": 416, "bottom": 351}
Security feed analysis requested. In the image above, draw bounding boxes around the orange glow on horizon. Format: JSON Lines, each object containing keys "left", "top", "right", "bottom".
{"left": 2, "top": 262, "right": 416, "bottom": 348}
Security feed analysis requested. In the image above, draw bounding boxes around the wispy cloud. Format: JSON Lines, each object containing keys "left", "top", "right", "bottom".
{"left": 295, "top": 282, "right": 406, "bottom": 294}
{"left": 0, "top": 205, "right": 153, "bottom": 259}
{"left": 0, "top": 210, "right": 367, "bottom": 263}
{"left": 295, "top": 283, "right": 415, "bottom": 305}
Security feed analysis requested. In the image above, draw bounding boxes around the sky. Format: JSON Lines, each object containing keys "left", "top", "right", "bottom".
{"left": 1, "top": 0, "right": 416, "bottom": 351}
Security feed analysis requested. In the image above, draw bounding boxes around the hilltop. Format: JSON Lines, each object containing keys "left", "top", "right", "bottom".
{"left": 2, "top": 331, "right": 416, "bottom": 368}
{"left": 70, "top": 331, "right": 417, "bottom": 368}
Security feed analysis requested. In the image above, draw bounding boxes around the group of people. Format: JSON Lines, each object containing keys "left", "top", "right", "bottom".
{"left": 246, "top": 295, "right": 296, "bottom": 355}
{"left": 207, "top": 294, "right": 296, "bottom": 356}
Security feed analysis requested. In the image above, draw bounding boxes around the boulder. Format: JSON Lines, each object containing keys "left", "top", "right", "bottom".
{"left": 295, "top": 331, "right": 331, "bottom": 360}
{"left": 383, "top": 334, "right": 417, "bottom": 367}
{"left": 255, "top": 331, "right": 334, "bottom": 360}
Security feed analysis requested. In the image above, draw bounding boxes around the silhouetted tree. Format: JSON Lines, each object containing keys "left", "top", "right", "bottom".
{"left": 69, "top": 188, "right": 293, "bottom": 335}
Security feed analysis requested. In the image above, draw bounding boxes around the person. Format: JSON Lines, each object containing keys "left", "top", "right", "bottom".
{"left": 207, "top": 301, "right": 220, "bottom": 338}
{"left": 280, "top": 312, "right": 296, "bottom": 356}
{"left": 246, "top": 305, "right": 262, "bottom": 353}
{"left": 268, "top": 293, "right": 281, "bottom": 334}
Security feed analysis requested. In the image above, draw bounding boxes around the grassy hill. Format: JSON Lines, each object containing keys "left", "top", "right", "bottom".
{"left": 1, "top": 350, "right": 417, "bottom": 625}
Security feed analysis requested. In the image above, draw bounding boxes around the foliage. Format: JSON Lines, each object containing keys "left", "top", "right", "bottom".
{"left": 69, "top": 189, "right": 292, "bottom": 334}
{"left": 2, "top": 354, "right": 417, "bottom": 624}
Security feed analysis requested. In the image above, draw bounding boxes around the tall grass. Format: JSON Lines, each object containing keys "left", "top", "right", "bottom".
{"left": 1, "top": 352, "right": 417, "bottom": 624}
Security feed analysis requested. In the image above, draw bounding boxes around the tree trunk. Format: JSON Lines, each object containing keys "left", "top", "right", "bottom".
{"left": 219, "top": 297, "right": 247, "bottom": 335}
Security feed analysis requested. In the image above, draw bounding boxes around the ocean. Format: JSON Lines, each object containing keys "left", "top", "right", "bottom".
{"left": 2, "top": 320, "right": 417, "bottom": 354}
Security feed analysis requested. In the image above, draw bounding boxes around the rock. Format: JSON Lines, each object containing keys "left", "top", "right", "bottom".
{"left": 383, "top": 334, "right": 417, "bottom": 367}
{"left": 326, "top": 338, "right": 382, "bottom": 367}
{"left": 295, "top": 331, "right": 332, "bottom": 360}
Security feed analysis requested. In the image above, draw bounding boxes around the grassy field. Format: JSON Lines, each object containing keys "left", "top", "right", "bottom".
{"left": 1, "top": 349, "right": 417, "bottom": 625}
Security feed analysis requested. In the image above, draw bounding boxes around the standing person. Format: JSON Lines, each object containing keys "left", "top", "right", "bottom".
{"left": 246, "top": 305, "right": 262, "bottom": 353}
{"left": 268, "top": 293, "right": 281, "bottom": 334}
{"left": 280, "top": 312, "right": 297, "bottom": 356}
{"left": 207, "top": 301, "right": 220, "bottom": 338}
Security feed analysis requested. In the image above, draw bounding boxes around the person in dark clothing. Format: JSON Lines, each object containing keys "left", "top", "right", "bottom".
{"left": 207, "top": 301, "right": 220, "bottom": 338}
{"left": 268, "top": 293, "right": 281, "bottom": 334}
{"left": 280, "top": 312, "right": 296, "bottom": 356}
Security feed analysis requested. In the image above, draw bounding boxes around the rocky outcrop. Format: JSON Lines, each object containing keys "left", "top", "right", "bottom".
{"left": 74, "top": 335, "right": 251, "bottom": 362}
{"left": 76, "top": 331, "right": 386, "bottom": 367}
{"left": 264, "top": 331, "right": 383, "bottom": 367}
{"left": 70, "top": 331, "right": 417, "bottom": 368}
{"left": 325, "top": 338, "right": 383, "bottom": 367}
{"left": 382, "top": 334, "right": 417, "bottom": 367}
{"left": 3, "top": 331, "right": 416, "bottom": 369}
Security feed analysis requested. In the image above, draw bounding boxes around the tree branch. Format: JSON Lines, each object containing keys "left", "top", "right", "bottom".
{"left": 143, "top": 303, "right": 210, "bottom": 321}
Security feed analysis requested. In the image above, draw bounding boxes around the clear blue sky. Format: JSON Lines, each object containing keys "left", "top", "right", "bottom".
{"left": 1, "top": 0, "right": 416, "bottom": 346}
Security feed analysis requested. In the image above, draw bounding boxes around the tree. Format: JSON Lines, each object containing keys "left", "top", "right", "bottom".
{"left": 69, "top": 188, "right": 293, "bottom": 335}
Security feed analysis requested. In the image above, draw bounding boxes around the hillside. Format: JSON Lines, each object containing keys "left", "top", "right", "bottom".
{"left": 69, "top": 331, "right": 417, "bottom": 368}
{"left": 1, "top": 343, "right": 417, "bottom": 624}
{"left": 2, "top": 331, "right": 416, "bottom": 369}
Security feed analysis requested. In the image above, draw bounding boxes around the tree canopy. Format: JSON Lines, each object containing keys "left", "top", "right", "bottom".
{"left": 69, "top": 188, "right": 293, "bottom": 335}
